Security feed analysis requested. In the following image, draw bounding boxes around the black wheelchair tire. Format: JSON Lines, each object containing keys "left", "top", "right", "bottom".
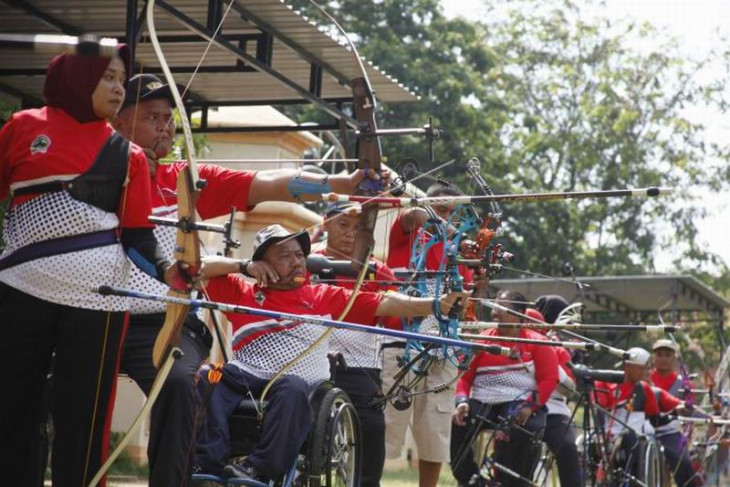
{"left": 305, "top": 388, "right": 362, "bottom": 487}
{"left": 636, "top": 439, "right": 665, "bottom": 487}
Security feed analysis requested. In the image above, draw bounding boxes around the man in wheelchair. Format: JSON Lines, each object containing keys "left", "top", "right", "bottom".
{"left": 594, "top": 347, "right": 688, "bottom": 485}
{"left": 450, "top": 291, "right": 559, "bottom": 487}
{"left": 193, "top": 224, "right": 467, "bottom": 483}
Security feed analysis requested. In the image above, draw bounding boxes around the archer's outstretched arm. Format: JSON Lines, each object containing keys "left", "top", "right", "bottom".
{"left": 375, "top": 291, "right": 469, "bottom": 319}
{"left": 248, "top": 168, "right": 389, "bottom": 205}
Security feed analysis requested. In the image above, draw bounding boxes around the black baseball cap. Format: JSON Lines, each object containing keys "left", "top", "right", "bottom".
{"left": 120, "top": 73, "right": 186, "bottom": 111}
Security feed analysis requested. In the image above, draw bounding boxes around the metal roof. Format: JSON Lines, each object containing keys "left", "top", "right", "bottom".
{"left": 490, "top": 274, "right": 729, "bottom": 324}
{"left": 0, "top": 0, "right": 417, "bottom": 124}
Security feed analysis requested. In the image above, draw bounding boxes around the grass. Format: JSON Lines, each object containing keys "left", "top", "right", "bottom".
{"left": 106, "top": 432, "right": 150, "bottom": 478}
{"left": 381, "top": 466, "right": 459, "bottom": 486}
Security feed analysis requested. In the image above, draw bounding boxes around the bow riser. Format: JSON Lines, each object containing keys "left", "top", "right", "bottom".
{"left": 351, "top": 77, "right": 382, "bottom": 271}
{"left": 152, "top": 144, "right": 202, "bottom": 367}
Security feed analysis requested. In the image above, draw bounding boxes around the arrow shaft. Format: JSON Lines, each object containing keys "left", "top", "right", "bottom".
{"left": 454, "top": 332, "right": 598, "bottom": 350}
{"left": 97, "top": 286, "right": 511, "bottom": 355}
{"left": 324, "top": 187, "right": 669, "bottom": 207}
{"left": 459, "top": 321, "right": 676, "bottom": 332}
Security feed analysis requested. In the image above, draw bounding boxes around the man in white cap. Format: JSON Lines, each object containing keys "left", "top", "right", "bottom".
{"left": 193, "top": 225, "right": 467, "bottom": 483}
{"left": 650, "top": 339, "right": 701, "bottom": 486}
{"left": 594, "top": 347, "right": 685, "bottom": 481}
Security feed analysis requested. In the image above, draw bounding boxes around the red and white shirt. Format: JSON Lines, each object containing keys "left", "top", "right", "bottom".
{"left": 547, "top": 346, "right": 575, "bottom": 417}
{"left": 312, "top": 248, "right": 397, "bottom": 369}
{"left": 0, "top": 107, "right": 153, "bottom": 311}
{"left": 206, "top": 275, "right": 384, "bottom": 384}
{"left": 128, "top": 163, "right": 254, "bottom": 314}
{"left": 456, "top": 328, "right": 559, "bottom": 405}
{"left": 386, "top": 212, "right": 473, "bottom": 344}
{"left": 594, "top": 380, "right": 680, "bottom": 437}
{"left": 650, "top": 370, "right": 687, "bottom": 435}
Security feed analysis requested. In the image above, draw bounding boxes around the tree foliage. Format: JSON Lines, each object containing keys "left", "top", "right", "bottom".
{"left": 289, "top": 0, "right": 730, "bottom": 284}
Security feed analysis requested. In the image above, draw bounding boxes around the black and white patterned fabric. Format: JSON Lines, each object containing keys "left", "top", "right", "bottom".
{"left": 329, "top": 325, "right": 381, "bottom": 370}
{"left": 231, "top": 317, "right": 332, "bottom": 385}
{"left": 470, "top": 361, "right": 537, "bottom": 404}
{"left": 0, "top": 191, "right": 128, "bottom": 311}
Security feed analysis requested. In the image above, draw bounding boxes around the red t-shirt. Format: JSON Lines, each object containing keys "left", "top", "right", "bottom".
{"left": 206, "top": 274, "right": 385, "bottom": 348}
{"left": 386, "top": 212, "right": 474, "bottom": 283}
{"left": 310, "top": 249, "right": 399, "bottom": 366}
{"left": 0, "top": 106, "right": 153, "bottom": 228}
{"left": 151, "top": 162, "right": 255, "bottom": 218}
{"left": 594, "top": 380, "right": 680, "bottom": 416}
{"left": 456, "top": 328, "right": 559, "bottom": 405}
{"left": 205, "top": 274, "right": 386, "bottom": 383}
{"left": 650, "top": 370, "right": 681, "bottom": 393}
{"left": 555, "top": 346, "right": 575, "bottom": 380}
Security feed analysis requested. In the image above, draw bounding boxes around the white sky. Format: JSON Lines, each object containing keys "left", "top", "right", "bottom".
{"left": 442, "top": 0, "right": 730, "bottom": 273}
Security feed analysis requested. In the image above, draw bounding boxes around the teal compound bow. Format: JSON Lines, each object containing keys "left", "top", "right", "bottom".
{"left": 380, "top": 158, "right": 506, "bottom": 410}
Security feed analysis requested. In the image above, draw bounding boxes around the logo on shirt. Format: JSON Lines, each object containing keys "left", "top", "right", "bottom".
{"left": 255, "top": 291, "right": 266, "bottom": 306}
{"left": 30, "top": 134, "right": 51, "bottom": 155}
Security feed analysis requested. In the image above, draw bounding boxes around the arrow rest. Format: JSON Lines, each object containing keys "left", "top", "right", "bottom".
{"left": 393, "top": 385, "right": 414, "bottom": 411}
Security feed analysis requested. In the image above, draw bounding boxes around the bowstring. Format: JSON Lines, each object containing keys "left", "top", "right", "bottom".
{"left": 142, "top": 0, "right": 248, "bottom": 476}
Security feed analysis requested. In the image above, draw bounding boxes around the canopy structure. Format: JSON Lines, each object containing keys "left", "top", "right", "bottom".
{"left": 0, "top": 0, "right": 417, "bottom": 132}
{"left": 491, "top": 274, "right": 728, "bottom": 327}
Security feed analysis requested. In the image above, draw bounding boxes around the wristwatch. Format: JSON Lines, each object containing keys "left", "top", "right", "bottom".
{"left": 239, "top": 258, "right": 253, "bottom": 277}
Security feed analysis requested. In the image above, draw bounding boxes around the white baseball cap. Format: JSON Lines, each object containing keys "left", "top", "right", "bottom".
{"left": 624, "top": 347, "right": 651, "bottom": 366}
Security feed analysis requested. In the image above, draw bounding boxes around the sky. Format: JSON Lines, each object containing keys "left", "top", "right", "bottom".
{"left": 441, "top": 0, "right": 730, "bottom": 273}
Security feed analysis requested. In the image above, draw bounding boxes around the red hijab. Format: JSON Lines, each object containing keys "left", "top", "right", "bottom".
{"left": 43, "top": 45, "right": 130, "bottom": 123}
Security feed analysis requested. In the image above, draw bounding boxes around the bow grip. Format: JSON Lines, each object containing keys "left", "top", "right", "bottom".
{"left": 358, "top": 174, "right": 385, "bottom": 193}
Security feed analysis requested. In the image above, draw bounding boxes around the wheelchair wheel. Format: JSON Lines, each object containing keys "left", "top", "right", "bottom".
{"left": 637, "top": 439, "right": 664, "bottom": 487}
{"left": 532, "top": 443, "right": 559, "bottom": 487}
{"left": 306, "top": 387, "right": 361, "bottom": 487}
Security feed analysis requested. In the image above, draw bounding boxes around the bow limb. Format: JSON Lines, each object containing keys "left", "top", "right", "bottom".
{"left": 309, "top": 1, "right": 382, "bottom": 272}
{"left": 86, "top": 3, "right": 201, "bottom": 483}
{"left": 146, "top": 0, "right": 203, "bottom": 368}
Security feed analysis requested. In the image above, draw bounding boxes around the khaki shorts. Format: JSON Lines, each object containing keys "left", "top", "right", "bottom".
{"left": 381, "top": 346, "right": 458, "bottom": 463}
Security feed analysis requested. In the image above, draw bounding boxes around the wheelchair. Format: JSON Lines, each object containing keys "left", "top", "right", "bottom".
{"left": 193, "top": 381, "right": 362, "bottom": 487}
{"left": 607, "top": 431, "right": 665, "bottom": 487}
{"left": 452, "top": 402, "right": 546, "bottom": 487}
{"left": 532, "top": 442, "right": 559, "bottom": 487}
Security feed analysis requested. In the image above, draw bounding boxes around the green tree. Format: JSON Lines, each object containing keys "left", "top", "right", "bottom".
{"left": 290, "top": 0, "right": 730, "bottom": 282}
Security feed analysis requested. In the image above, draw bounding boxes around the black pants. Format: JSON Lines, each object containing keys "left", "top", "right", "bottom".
{"left": 0, "top": 283, "right": 127, "bottom": 487}
{"left": 333, "top": 366, "right": 385, "bottom": 487}
{"left": 657, "top": 431, "right": 699, "bottom": 487}
{"left": 450, "top": 399, "right": 545, "bottom": 487}
{"left": 542, "top": 414, "right": 583, "bottom": 486}
{"left": 194, "top": 364, "right": 313, "bottom": 480}
{"left": 119, "top": 312, "right": 211, "bottom": 487}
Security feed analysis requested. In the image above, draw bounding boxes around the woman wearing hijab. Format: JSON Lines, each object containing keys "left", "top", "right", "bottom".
{"left": 0, "top": 48, "right": 178, "bottom": 486}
